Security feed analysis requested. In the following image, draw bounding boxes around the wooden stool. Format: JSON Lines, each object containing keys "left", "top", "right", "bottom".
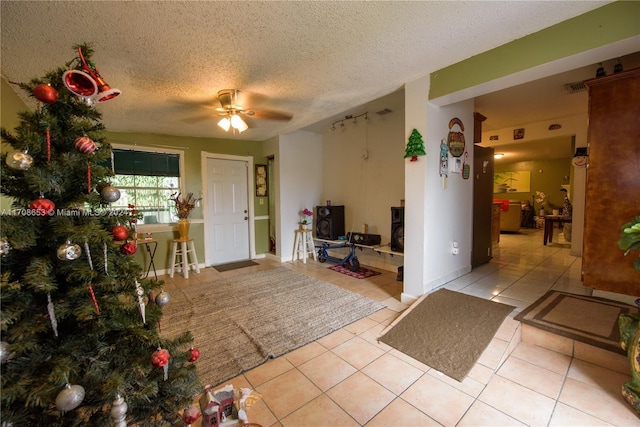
{"left": 292, "top": 229, "right": 317, "bottom": 263}
{"left": 169, "top": 238, "right": 200, "bottom": 279}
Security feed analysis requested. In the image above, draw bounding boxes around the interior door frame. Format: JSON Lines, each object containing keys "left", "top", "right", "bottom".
{"left": 200, "top": 151, "right": 256, "bottom": 266}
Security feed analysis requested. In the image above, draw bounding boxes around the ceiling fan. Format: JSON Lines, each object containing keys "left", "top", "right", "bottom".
{"left": 214, "top": 89, "right": 292, "bottom": 133}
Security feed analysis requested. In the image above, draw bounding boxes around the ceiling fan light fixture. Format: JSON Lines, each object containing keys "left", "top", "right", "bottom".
{"left": 218, "top": 117, "right": 231, "bottom": 131}
{"left": 231, "top": 114, "right": 248, "bottom": 133}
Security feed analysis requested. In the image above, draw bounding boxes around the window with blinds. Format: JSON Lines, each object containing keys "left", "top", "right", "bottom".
{"left": 109, "top": 148, "right": 182, "bottom": 224}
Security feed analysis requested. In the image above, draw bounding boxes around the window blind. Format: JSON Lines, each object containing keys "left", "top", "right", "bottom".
{"left": 112, "top": 149, "right": 180, "bottom": 177}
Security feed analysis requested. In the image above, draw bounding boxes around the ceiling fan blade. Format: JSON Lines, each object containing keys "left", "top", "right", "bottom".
{"left": 245, "top": 109, "right": 293, "bottom": 121}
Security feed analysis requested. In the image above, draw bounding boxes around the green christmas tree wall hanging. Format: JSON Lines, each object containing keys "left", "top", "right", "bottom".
{"left": 404, "top": 128, "right": 426, "bottom": 162}
{"left": 0, "top": 43, "right": 201, "bottom": 426}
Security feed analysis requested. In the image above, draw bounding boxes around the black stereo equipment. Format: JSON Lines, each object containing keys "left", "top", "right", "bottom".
{"left": 316, "top": 205, "right": 345, "bottom": 240}
{"left": 349, "top": 233, "right": 381, "bottom": 246}
{"left": 391, "top": 207, "right": 404, "bottom": 252}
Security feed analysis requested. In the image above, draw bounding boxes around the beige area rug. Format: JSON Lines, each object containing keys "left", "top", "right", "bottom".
{"left": 514, "top": 291, "right": 636, "bottom": 355}
{"left": 160, "top": 267, "right": 385, "bottom": 387}
{"left": 379, "top": 288, "right": 515, "bottom": 381}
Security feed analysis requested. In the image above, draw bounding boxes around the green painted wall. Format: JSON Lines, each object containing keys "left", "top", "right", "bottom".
{"left": 430, "top": 1, "right": 640, "bottom": 99}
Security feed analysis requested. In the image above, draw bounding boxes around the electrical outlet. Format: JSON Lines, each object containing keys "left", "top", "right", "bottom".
{"left": 452, "top": 241, "right": 459, "bottom": 255}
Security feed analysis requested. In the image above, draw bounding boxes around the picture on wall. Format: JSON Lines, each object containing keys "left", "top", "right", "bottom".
{"left": 513, "top": 128, "right": 525, "bottom": 140}
{"left": 255, "top": 164, "right": 268, "bottom": 197}
{"left": 494, "top": 171, "right": 531, "bottom": 193}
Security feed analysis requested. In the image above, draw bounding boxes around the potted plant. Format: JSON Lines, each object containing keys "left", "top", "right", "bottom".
{"left": 534, "top": 191, "right": 548, "bottom": 216}
{"left": 617, "top": 215, "right": 640, "bottom": 414}
{"left": 298, "top": 208, "right": 313, "bottom": 230}
{"left": 169, "top": 192, "right": 202, "bottom": 239}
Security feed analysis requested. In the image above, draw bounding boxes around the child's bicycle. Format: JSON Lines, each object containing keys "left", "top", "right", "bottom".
{"left": 316, "top": 240, "right": 360, "bottom": 272}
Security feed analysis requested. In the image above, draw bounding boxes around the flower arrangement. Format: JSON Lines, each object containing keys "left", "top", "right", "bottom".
{"left": 534, "top": 191, "right": 548, "bottom": 209}
{"left": 299, "top": 208, "right": 313, "bottom": 225}
{"left": 127, "top": 204, "right": 143, "bottom": 224}
{"left": 618, "top": 215, "right": 640, "bottom": 271}
{"left": 169, "top": 192, "right": 201, "bottom": 219}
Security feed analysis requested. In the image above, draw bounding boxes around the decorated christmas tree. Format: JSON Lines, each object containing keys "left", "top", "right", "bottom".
{"left": 1, "top": 44, "right": 201, "bottom": 426}
{"left": 404, "top": 128, "right": 426, "bottom": 162}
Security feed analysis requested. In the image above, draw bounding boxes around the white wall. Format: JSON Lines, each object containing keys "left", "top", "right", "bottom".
{"left": 404, "top": 75, "right": 475, "bottom": 302}
{"left": 263, "top": 130, "right": 323, "bottom": 261}
{"left": 320, "top": 102, "right": 405, "bottom": 271}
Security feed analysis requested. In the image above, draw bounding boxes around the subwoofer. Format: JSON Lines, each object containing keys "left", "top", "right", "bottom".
{"left": 391, "top": 207, "right": 404, "bottom": 252}
{"left": 316, "top": 205, "right": 345, "bottom": 240}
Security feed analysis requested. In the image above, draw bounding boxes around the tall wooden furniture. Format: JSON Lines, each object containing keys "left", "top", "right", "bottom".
{"left": 582, "top": 68, "right": 640, "bottom": 296}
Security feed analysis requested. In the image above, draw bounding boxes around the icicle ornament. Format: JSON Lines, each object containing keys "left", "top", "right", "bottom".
{"left": 47, "top": 293, "right": 58, "bottom": 337}
{"left": 135, "top": 280, "right": 146, "bottom": 324}
{"left": 103, "top": 242, "right": 108, "bottom": 275}
{"left": 83, "top": 239, "right": 93, "bottom": 270}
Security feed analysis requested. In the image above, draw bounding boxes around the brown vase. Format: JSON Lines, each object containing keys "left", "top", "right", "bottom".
{"left": 177, "top": 218, "right": 190, "bottom": 239}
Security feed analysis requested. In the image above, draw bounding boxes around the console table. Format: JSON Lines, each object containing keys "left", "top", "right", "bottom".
{"left": 543, "top": 216, "right": 572, "bottom": 245}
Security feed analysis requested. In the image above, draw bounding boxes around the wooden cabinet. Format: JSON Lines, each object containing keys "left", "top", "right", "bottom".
{"left": 582, "top": 68, "right": 640, "bottom": 296}
{"left": 473, "top": 112, "right": 487, "bottom": 143}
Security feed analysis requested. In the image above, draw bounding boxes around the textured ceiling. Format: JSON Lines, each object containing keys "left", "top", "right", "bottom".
{"left": 1, "top": 1, "right": 613, "bottom": 141}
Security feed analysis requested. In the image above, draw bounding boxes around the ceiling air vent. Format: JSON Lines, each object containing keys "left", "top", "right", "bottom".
{"left": 376, "top": 108, "right": 392, "bottom": 115}
{"left": 565, "top": 81, "right": 586, "bottom": 94}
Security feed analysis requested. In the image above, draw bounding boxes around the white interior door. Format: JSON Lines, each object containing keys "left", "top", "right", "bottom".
{"left": 206, "top": 158, "right": 250, "bottom": 264}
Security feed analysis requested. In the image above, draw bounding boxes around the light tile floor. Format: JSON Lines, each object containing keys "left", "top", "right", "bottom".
{"left": 162, "top": 229, "right": 639, "bottom": 426}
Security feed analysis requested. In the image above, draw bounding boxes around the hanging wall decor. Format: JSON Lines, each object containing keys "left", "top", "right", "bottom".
{"left": 447, "top": 118, "right": 465, "bottom": 157}
{"left": 462, "top": 152, "right": 470, "bottom": 179}
{"left": 255, "top": 164, "right": 268, "bottom": 197}
{"left": 439, "top": 140, "right": 449, "bottom": 177}
{"left": 404, "top": 129, "right": 426, "bottom": 162}
{"left": 572, "top": 147, "right": 588, "bottom": 167}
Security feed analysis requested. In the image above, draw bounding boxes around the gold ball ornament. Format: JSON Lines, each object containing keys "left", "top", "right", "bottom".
{"left": 57, "top": 240, "right": 82, "bottom": 261}
{"left": 5, "top": 149, "right": 34, "bottom": 170}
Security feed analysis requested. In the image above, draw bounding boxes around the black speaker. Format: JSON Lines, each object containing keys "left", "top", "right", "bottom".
{"left": 391, "top": 207, "right": 404, "bottom": 252}
{"left": 316, "top": 205, "right": 345, "bottom": 240}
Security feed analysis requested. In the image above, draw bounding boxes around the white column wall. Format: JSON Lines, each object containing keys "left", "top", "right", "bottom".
{"left": 404, "top": 76, "right": 475, "bottom": 302}
{"left": 263, "top": 131, "right": 323, "bottom": 262}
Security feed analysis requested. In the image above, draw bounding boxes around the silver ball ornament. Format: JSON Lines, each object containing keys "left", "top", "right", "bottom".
{"left": 55, "top": 383, "right": 85, "bottom": 412}
{"left": 57, "top": 240, "right": 82, "bottom": 261}
{"left": 0, "top": 238, "right": 10, "bottom": 256}
{"left": 0, "top": 341, "right": 12, "bottom": 364}
{"left": 155, "top": 290, "right": 170, "bottom": 307}
{"left": 101, "top": 185, "right": 121, "bottom": 203}
{"left": 5, "top": 150, "right": 33, "bottom": 170}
